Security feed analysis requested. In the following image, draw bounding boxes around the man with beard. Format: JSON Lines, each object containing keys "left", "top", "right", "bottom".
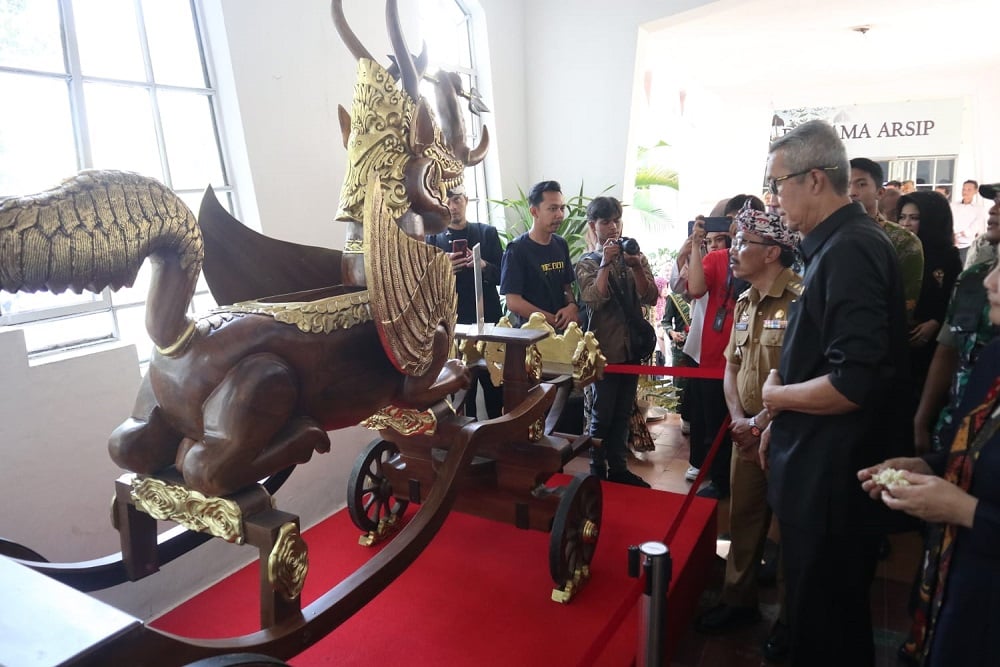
{"left": 500, "top": 180, "right": 578, "bottom": 332}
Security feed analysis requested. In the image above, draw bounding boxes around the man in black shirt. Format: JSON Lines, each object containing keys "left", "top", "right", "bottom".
{"left": 760, "top": 120, "right": 909, "bottom": 667}
{"left": 500, "top": 180, "right": 578, "bottom": 332}
{"left": 426, "top": 185, "right": 504, "bottom": 419}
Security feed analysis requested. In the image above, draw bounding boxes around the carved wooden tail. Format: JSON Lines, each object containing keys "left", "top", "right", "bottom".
{"left": 0, "top": 170, "right": 203, "bottom": 353}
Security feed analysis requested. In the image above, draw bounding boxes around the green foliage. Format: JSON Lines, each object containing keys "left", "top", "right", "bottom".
{"left": 491, "top": 183, "right": 613, "bottom": 264}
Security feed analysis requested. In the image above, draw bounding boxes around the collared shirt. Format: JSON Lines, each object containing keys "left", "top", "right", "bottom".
{"left": 724, "top": 268, "right": 802, "bottom": 415}
{"left": 873, "top": 211, "right": 924, "bottom": 324}
{"left": 769, "top": 202, "right": 909, "bottom": 533}
{"left": 951, "top": 199, "right": 987, "bottom": 249}
{"left": 576, "top": 251, "right": 658, "bottom": 363}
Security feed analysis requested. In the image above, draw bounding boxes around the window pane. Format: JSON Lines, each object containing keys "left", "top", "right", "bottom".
{"left": 0, "top": 0, "right": 65, "bottom": 73}
{"left": 114, "top": 302, "right": 153, "bottom": 361}
{"left": 85, "top": 81, "right": 162, "bottom": 178}
{"left": 2, "top": 289, "right": 102, "bottom": 318}
{"left": 142, "top": 0, "right": 205, "bottom": 87}
{"left": 72, "top": 0, "right": 145, "bottom": 81}
{"left": 18, "top": 310, "right": 115, "bottom": 354}
{"left": 0, "top": 73, "right": 78, "bottom": 195}
{"left": 916, "top": 160, "right": 932, "bottom": 187}
{"left": 159, "top": 90, "right": 224, "bottom": 189}
{"left": 936, "top": 159, "right": 954, "bottom": 185}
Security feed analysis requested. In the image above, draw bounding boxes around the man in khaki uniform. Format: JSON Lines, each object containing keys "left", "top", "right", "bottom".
{"left": 695, "top": 203, "right": 801, "bottom": 664}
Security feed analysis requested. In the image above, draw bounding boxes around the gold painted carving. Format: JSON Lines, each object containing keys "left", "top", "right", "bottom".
{"left": 483, "top": 314, "right": 605, "bottom": 388}
{"left": 344, "top": 238, "right": 364, "bottom": 253}
{"left": 525, "top": 343, "right": 543, "bottom": 382}
{"left": 335, "top": 59, "right": 417, "bottom": 225}
{"left": 362, "top": 405, "right": 438, "bottom": 436}
{"left": 224, "top": 290, "right": 373, "bottom": 334}
{"left": 363, "top": 175, "right": 456, "bottom": 376}
{"left": 131, "top": 476, "right": 244, "bottom": 544}
{"left": 268, "top": 522, "right": 309, "bottom": 602}
{"left": 528, "top": 418, "right": 544, "bottom": 442}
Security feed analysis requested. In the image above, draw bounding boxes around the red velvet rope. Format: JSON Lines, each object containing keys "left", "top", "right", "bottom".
{"left": 604, "top": 363, "right": 725, "bottom": 380}
{"left": 574, "top": 406, "right": 732, "bottom": 666}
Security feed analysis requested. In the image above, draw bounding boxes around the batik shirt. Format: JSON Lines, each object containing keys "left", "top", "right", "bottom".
{"left": 933, "top": 259, "right": 1000, "bottom": 450}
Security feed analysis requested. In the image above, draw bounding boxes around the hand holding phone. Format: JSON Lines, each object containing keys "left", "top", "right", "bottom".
{"left": 452, "top": 239, "right": 469, "bottom": 254}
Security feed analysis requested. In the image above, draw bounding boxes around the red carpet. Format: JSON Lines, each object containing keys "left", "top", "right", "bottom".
{"left": 153, "top": 477, "right": 716, "bottom": 665}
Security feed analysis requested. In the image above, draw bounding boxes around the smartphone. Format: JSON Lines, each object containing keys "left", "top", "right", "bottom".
{"left": 452, "top": 238, "right": 468, "bottom": 254}
{"left": 688, "top": 217, "right": 732, "bottom": 236}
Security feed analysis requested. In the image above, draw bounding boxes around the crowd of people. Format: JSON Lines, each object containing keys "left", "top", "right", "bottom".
{"left": 432, "top": 120, "right": 1000, "bottom": 667}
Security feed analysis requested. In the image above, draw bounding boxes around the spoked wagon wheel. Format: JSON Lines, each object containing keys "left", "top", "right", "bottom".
{"left": 347, "top": 439, "right": 409, "bottom": 534}
{"left": 549, "top": 473, "right": 602, "bottom": 602}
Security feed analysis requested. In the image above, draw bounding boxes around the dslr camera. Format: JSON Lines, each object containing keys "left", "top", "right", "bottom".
{"left": 613, "top": 236, "right": 641, "bottom": 255}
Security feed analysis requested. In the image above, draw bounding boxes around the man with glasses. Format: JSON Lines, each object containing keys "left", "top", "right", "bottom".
{"left": 500, "top": 180, "right": 579, "bottom": 332}
{"left": 759, "top": 120, "right": 910, "bottom": 667}
{"left": 849, "top": 157, "right": 924, "bottom": 325}
{"left": 695, "top": 203, "right": 800, "bottom": 663}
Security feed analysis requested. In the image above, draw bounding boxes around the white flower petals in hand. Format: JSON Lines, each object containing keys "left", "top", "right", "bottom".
{"left": 872, "top": 468, "right": 910, "bottom": 488}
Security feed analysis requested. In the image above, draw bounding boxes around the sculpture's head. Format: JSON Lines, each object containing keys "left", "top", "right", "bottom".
{"left": 332, "top": 0, "right": 489, "bottom": 234}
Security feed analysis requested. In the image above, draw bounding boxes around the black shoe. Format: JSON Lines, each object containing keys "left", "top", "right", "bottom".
{"left": 607, "top": 469, "right": 651, "bottom": 488}
{"left": 694, "top": 603, "right": 761, "bottom": 634}
{"left": 762, "top": 621, "right": 789, "bottom": 662}
{"left": 696, "top": 482, "right": 729, "bottom": 499}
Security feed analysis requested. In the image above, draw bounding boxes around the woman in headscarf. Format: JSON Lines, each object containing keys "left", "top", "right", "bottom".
{"left": 897, "top": 191, "right": 964, "bottom": 394}
{"left": 858, "top": 260, "right": 1000, "bottom": 666}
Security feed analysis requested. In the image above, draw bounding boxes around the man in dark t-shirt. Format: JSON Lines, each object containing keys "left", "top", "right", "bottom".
{"left": 500, "top": 180, "right": 578, "bottom": 332}
{"left": 425, "top": 185, "right": 503, "bottom": 419}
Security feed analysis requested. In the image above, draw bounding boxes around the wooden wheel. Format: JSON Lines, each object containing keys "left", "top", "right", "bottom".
{"left": 347, "top": 439, "right": 409, "bottom": 532}
{"left": 549, "top": 473, "right": 602, "bottom": 598}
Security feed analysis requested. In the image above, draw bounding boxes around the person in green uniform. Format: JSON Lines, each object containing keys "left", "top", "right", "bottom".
{"left": 849, "top": 157, "right": 924, "bottom": 324}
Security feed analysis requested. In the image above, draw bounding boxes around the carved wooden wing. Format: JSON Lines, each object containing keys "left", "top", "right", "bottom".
{"left": 363, "top": 175, "right": 456, "bottom": 376}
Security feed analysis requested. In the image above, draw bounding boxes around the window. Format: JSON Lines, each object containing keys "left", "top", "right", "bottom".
{"left": 0, "top": 0, "right": 229, "bottom": 362}
{"left": 417, "top": 0, "right": 493, "bottom": 224}
{"left": 879, "top": 156, "right": 957, "bottom": 197}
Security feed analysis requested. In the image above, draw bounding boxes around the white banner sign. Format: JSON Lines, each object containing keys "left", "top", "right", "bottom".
{"left": 771, "top": 99, "right": 963, "bottom": 157}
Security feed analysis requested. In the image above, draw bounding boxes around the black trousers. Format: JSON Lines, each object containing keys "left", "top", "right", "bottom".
{"left": 465, "top": 370, "right": 503, "bottom": 421}
{"left": 687, "top": 377, "right": 730, "bottom": 489}
{"left": 589, "top": 371, "right": 639, "bottom": 475}
{"left": 780, "top": 522, "right": 881, "bottom": 667}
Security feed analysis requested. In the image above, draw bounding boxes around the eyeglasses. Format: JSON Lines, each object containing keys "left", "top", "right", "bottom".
{"left": 768, "top": 166, "right": 839, "bottom": 195}
{"left": 734, "top": 238, "right": 779, "bottom": 251}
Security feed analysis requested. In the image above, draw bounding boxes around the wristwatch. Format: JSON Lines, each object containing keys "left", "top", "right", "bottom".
{"left": 749, "top": 416, "right": 762, "bottom": 438}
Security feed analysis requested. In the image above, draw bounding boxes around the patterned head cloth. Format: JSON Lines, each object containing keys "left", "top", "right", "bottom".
{"left": 734, "top": 200, "right": 799, "bottom": 250}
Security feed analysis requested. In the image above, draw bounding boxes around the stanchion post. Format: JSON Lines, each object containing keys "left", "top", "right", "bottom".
{"left": 628, "top": 541, "right": 672, "bottom": 666}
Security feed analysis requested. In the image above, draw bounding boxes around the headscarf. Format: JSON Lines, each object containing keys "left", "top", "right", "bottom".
{"left": 733, "top": 200, "right": 799, "bottom": 250}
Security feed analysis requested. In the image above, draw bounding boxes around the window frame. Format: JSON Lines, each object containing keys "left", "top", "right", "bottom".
{"left": 0, "top": 0, "right": 230, "bottom": 361}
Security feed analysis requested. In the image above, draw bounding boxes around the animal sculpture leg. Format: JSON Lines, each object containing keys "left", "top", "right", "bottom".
{"left": 175, "top": 352, "right": 330, "bottom": 496}
{"left": 109, "top": 373, "right": 184, "bottom": 475}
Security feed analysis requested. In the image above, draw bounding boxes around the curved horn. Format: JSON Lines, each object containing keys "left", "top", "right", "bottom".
{"left": 466, "top": 126, "right": 490, "bottom": 167}
{"left": 331, "top": 0, "right": 373, "bottom": 61}
{"left": 386, "top": 0, "right": 419, "bottom": 99}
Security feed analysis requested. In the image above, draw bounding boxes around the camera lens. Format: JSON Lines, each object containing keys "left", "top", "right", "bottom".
{"left": 620, "top": 237, "right": 640, "bottom": 255}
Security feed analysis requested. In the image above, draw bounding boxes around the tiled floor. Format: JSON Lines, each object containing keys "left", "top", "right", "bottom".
{"left": 566, "top": 411, "right": 922, "bottom": 667}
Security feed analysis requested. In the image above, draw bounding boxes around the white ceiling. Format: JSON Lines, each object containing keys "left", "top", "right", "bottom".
{"left": 646, "top": 0, "right": 1000, "bottom": 89}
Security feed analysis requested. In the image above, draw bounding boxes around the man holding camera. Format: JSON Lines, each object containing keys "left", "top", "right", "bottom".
{"left": 576, "top": 196, "right": 657, "bottom": 487}
{"left": 425, "top": 184, "right": 504, "bottom": 419}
